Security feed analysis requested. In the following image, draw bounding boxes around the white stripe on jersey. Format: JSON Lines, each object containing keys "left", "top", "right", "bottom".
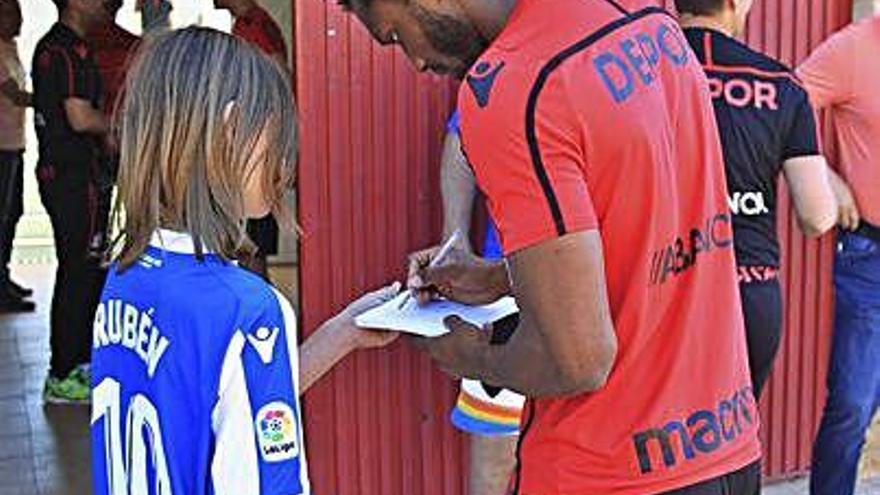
{"left": 270, "top": 288, "right": 311, "bottom": 495}
{"left": 211, "top": 331, "right": 261, "bottom": 495}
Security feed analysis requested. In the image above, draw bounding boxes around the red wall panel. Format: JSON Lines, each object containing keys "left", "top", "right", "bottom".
{"left": 294, "top": 1, "right": 464, "bottom": 494}
{"left": 296, "top": 1, "right": 853, "bottom": 492}
{"left": 738, "top": 0, "right": 851, "bottom": 479}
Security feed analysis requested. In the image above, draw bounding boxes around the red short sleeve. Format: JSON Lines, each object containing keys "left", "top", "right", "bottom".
{"left": 459, "top": 62, "right": 597, "bottom": 255}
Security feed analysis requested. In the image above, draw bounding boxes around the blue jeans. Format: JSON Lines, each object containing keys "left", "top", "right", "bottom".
{"left": 811, "top": 230, "right": 880, "bottom": 495}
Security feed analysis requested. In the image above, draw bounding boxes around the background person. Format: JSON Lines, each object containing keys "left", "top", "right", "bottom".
{"left": 33, "top": 0, "right": 109, "bottom": 403}
{"left": 89, "top": 0, "right": 139, "bottom": 257}
{"left": 0, "top": 0, "right": 35, "bottom": 313}
{"left": 217, "top": 0, "right": 288, "bottom": 279}
{"left": 676, "top": 0, "right": 838, "bottom": 400}
{"left": 797, "top": 14, "right": 880, "bottom": 495}
{"left": 440, "top": 110, "right": 521, "bottom": 495}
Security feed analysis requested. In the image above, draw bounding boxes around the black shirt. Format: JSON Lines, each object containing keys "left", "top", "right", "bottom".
{"left": 684, "top": 27, "right": 820, "bottom": 269}
{"left": 32, "top": 23, "right": 103, "bottom": 180}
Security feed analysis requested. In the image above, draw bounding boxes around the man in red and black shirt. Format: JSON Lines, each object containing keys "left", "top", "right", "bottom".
{"left": 216, "top": 0, "right": 289, "bottom": 278}
{"left": 33, "top": 0, "right": 108, "bottom": 403}
{"left": 341, "top": 0, "right": 762, "bottom": 493}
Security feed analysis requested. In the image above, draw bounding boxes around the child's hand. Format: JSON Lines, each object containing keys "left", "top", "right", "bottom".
{"left": 333, "top": 282, "right": 401, "bottom": 349}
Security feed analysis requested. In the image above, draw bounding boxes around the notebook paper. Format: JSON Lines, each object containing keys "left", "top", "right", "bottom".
{"left": 355, "top": 292, "right": 519, "bottom": 338}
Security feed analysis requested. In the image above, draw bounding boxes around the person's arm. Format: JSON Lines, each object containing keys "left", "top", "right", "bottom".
{"left": 782, "top": 156, "right": 838, "bottom": 237}
{"left": 412, "top": 77, "right": 618, "bottom": 397}
{"left": 828, "top": 168, "right": 861, "bottom": 231}
{"left": 299, "top": 283, "right": 400, "bottom": 393}
{"left": 0, "top": 78, "right": 32, "bottom": 107}
{"left": 440, "top": 130, "right": 477, "bottom": 246}
{"left": 44, "top": 48, "right": 109, "bottom": 135}
{"left": 416, "top": 231, "right": 617, "bottom": 397}
{"left": 797, "top": 26, "right": 855, "bottom": 110}
{"left": 64, "top": 98, "right": 109, "bottom": 135}
{"left": 779, "top": 89, "right": 837, "bottom": 237}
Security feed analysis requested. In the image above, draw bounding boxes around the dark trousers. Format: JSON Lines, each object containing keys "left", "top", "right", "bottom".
{"left": 740, "top": 279, "right": 783, "bottom": 400}
{"left": 0, "top": 150, "right": 24, "bottom": 286}
{"left": 811, "top": 229, "right": 880, "bottom": 495}
{"left": 38, "top": 171, "right": 106, "bottom": 378}
{"left": 661, "top": 462, "right": 760, "bottom": 495}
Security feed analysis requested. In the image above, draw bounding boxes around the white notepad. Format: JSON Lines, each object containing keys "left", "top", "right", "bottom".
{"left": 355, "top": 292, "right": 519, "bottom": 338}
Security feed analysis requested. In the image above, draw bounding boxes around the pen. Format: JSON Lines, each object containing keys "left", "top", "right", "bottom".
{"left": 399, "top": 229, "right": 463, "bottom": 310}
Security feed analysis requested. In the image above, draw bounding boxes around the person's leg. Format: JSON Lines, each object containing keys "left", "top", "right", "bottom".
{"left": 740, "top": 279, "right": 784, "bottom": 400}
{"left": 0, "top": 152, "right": 33, "bottom": 312}
{"left": 810, "top": 232, "right": 880, "bottom": 495}
{"left": 0, "top": 151, "right": 18, "bottom": 287}
{"left": 470, "top": 434, "right": 517, "bottom": 495}
{"left": 41, "top": 179, "right": 92, "bottom": 379}
{"left": 451, "top": 379, "right": 523, "bottom": 495}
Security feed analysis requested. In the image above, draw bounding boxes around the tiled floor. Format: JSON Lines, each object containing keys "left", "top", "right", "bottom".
{"left": 0, "top": 263, "right": 90, "bottom": 495}
{"left": 764, "top": 476, "right": 880, "bottom": 494}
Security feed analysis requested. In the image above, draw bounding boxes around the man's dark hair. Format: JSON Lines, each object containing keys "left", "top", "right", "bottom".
{"left": 51, "top": 0, "right": 69, "bottom": 11}
{"left": 674, "top": 0, "right": 725, "bottom": 15}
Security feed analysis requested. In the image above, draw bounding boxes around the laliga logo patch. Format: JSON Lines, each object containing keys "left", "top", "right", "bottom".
{"left": 255, "top": 402, "right": 299, "bottom": 462}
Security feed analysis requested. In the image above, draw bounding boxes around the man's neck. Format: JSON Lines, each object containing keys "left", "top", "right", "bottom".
{"left": 60, "top": 11, "right": 88, "bottom": 38}
{"left": 462, "top": 0, "right": 518, "bottom": 42}
{"left": 678, "top": 14, "right": 734, "bottom": 37}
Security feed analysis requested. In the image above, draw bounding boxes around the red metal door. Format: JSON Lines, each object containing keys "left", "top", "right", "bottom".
{"left": 294, "top": 1, "right": 464, "bottom": 494}
{"left": 296, "top": 1, "right": 853, "bottom": 492}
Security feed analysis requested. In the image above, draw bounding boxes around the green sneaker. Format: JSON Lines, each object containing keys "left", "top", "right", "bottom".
{"left": 70, "top": 364, "right": 91, "bottom": 386}
{"left": 43, "top": 371, "right": 91, "bottom": 405}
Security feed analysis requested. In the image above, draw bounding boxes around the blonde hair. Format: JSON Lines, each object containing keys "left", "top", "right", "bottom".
{"left": 114, "top": 27, "right": 297, "bottom": 269}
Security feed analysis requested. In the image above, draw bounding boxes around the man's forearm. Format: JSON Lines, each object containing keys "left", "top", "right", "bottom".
{"left": 456, "top": 313, "right": 580, "bottom": 398}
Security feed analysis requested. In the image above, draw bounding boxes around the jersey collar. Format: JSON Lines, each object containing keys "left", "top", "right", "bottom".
{"left": 149, "top": 229, "right": 207, "bottom": 255}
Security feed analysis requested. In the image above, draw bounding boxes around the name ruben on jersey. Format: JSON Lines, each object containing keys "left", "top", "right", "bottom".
{"left": 93, "top": 299, "right": 171, "bottom": 378}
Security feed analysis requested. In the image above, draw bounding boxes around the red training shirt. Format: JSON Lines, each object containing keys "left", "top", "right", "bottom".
{"left": 89, "top": 22, "right": 139, "bottom": 117}
{"left": 233, "top": 6, "right": 288, "bottom": 61}
{"left": 458, "top": 1, "right": 761, "bottom": 493}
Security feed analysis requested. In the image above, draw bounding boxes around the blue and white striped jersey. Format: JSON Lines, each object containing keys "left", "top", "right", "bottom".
{"left": 91, "top": 230, "right": 310, "bottom": 495}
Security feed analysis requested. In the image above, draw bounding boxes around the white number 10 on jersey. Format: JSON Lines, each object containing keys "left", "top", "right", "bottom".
{"left": 92, "top": 378, "right": 173, "bottom": 494}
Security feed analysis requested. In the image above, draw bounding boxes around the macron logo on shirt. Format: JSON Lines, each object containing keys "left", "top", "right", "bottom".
{"left": 247, "top": 326, "right": 280, "bottom": 364}
{"left": 466, "top": 61, "right": 506, "bottom": 108}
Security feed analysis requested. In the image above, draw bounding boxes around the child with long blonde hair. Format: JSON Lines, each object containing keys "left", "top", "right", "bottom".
{"left": 90, "top": 27, "right": 398, "bottom": 495}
